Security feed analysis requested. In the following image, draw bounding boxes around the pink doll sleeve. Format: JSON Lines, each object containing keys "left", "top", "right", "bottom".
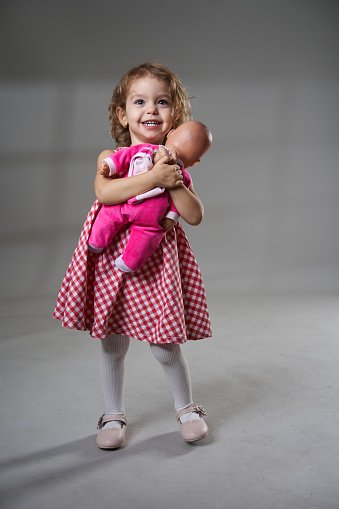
{"left": 103, "top": 144, "right": 155, "bottom": 177}
{"left": 165, "top": 203, "right": 180, "bottom": 223}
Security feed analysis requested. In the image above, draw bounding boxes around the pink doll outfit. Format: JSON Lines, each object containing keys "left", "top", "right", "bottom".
{"left": 53, "top": 200, "right": 212, "bottom": 343}
{"left": 88, "top": 144, "right": 184, "bottom": 273}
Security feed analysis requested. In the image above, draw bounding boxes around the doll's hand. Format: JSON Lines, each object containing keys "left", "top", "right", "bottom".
{"left": 160, "top": 217, "right": 176, "bottom": 232}
{"left": 98, "top": 161, "right": 110, "bottom": 176}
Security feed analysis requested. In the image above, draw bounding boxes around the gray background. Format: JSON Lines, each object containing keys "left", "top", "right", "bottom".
{"left": 1, "top": 2, "right": 339, "bottom": 509}
{"left": 1, "top": 0, "right": 338, "bottom": 299}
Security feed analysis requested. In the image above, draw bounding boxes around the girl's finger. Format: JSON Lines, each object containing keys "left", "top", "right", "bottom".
{"left": 170, "top": 149, "right": 177, "bottom": 164}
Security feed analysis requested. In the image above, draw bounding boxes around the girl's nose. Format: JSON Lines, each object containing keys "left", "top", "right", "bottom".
{"left": 147, "top": 102, "right": 158, "bottom": 114}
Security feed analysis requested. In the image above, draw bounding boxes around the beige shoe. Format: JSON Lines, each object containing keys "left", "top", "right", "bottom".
{"left": 96, "top": 414, "right": 127, "bottom": 449}
{"left": 177, "top": 404, "right": 209, "bottom": 442}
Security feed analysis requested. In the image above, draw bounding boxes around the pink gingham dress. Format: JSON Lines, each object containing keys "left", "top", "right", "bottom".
{"left": 54, "top": 199, "right": 212, "bottom": 344}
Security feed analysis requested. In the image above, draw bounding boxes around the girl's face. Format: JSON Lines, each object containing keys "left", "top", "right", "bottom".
{"left": 117, "top": 76, "right": 174, "bottom": 146}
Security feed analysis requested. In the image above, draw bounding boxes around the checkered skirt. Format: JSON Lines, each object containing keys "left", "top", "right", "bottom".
{"left": 53, "top": 200, "right": 212, "bottom": 343}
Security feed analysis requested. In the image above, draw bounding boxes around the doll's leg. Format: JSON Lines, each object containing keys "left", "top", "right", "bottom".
{"left": 99, "top": 334, "right": 130, "bottom": 429}
{"left": 117, "top": 223, "right": 165, "bottom": 272}
{"left": 88, "top": 205, "right": 127, "bottom": 252}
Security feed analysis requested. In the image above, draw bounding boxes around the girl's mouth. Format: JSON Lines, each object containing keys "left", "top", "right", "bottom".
{"left": 142, "top": 121, "right": 161, "bottom": 126}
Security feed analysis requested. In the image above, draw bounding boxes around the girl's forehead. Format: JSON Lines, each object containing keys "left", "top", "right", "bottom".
{"left": 127, "top": 76, "right": 170, "bottom": 96}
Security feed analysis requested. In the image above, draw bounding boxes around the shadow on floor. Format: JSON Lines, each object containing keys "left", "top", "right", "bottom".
{"left": 0, "top": 429, "right": 213, "bottom": 501}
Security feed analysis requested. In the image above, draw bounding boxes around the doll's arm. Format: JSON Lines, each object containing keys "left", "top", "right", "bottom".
{"left": 160, "top": 217, "right": 176, "bottom": 232}
{"left": 94, "top": 150, "right": 183, "bottom": 205}
{"left": 98, "top": 160, "right": 110, "bottom": 176}
{"left": 102, "top": 146, "right": 145, "bottom": 177}
{"left": 164, "top": 201, "right": 180, "bottom": 223}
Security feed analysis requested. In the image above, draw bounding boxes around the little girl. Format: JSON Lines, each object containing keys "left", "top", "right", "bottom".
{"left": 54, "top": 62, "right": 212, "bottom": 449}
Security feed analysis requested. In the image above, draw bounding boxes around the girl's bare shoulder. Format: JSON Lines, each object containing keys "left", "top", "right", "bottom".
{"left": 97, "top": 149, "right": 115, "bottom": 161}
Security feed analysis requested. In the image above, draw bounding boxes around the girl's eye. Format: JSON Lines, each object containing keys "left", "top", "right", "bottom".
{"left": 158, "top": 99, "right": 169, "bottom": 106}
{"left": 135, "top": 99, "right": 145, "bottom": 105}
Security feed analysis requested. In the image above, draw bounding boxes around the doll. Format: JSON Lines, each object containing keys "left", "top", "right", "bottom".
{"left": 88, "top": 121, "right": 212, "bottom": 273}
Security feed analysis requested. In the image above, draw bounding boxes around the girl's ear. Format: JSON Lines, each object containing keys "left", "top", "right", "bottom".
{"left": 116, "top": 107, "right": 127, "bottom": 127}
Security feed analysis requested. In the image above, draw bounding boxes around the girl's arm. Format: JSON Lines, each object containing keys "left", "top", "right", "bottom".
{"left": 94, "top": 149, "right": 183, "bottom": 205}
{"left": 168, "top": 181, "right": 204, "bottom": 226}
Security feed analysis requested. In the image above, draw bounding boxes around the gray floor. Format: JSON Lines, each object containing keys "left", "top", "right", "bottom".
{"left": 1, "top": 294, "right": 338, "bottom": 509}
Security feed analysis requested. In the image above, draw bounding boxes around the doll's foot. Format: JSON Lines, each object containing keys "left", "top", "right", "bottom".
{"left": 88, "top": 244, "right": 104, "bottom": 253}
{"left": 177, "top": 404, "right": 209, "bottom": 443}
{"left": 115, "top": 256, "right": 135, "bottom": 273}
{"left": 96, "top": 414, "right": 127, "bottom": 449}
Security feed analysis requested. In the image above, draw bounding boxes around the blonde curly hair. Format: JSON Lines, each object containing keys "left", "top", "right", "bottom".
{"left": 108, "top": 62, "right": 192, "bottom": 147}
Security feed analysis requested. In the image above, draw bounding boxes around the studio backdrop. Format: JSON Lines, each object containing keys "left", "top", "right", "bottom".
{"left": 1, "top": 0, "right": 338, "bottom": 299}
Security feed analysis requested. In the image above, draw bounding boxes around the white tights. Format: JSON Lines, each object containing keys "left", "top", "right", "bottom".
{"left": 99, "top": 334, "right": 194, "bottom": 419}
{"left": 99, "top": 333, "right": 130, "bottom": 416}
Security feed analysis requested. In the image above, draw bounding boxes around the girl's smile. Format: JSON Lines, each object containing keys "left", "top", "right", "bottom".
{"left": 117, "top": 76, "right": 174, "bottom": 146}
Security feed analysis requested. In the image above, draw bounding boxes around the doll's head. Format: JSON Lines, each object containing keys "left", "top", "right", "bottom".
{"left": 165, "top": 120, "right": 212, "bottom": 168}
{"left": 109, "top": 62, "right": 192, "bottom": 147}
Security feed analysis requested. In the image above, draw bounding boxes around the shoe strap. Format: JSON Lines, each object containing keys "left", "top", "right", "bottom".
{"left": 97, "top": 414, "right": 127, "bottom": 430}
{"left": 177, "top": 404, "right": 207, "bottom": 422}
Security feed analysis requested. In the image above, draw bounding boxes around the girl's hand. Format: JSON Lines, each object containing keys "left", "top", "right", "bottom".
{"left": 160, "top": 217, "right": 176, "bottom": 232}
{"left": 151, "top": 147, "right": 183, "bottom": 189}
